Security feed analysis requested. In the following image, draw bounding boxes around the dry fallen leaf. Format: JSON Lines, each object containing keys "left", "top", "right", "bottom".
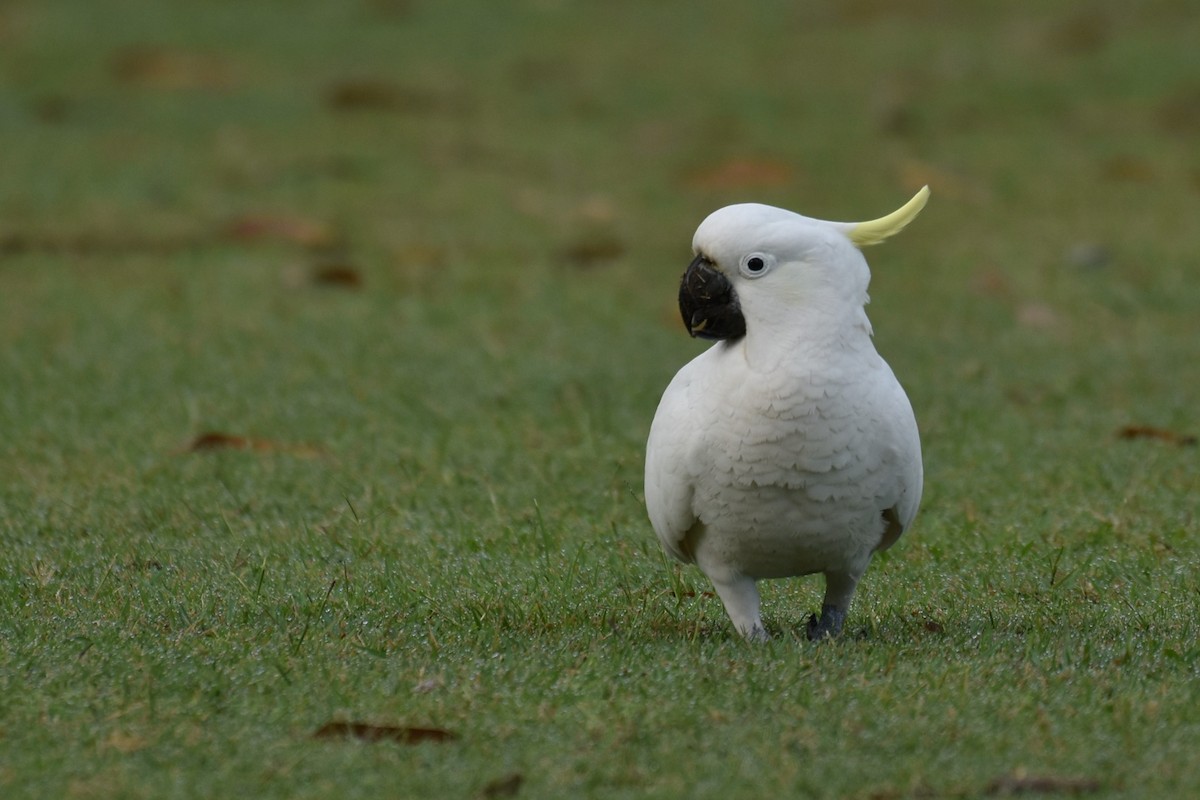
{"left": 479, "top": 773, "right": 524, "bottom": 799}
{"left": 110, "top": 45, "right": 233, "bottom": 90}
{"left": 312, "top": 721, "right": 458, "bottom": 744}
{"left": 312, "top": 263, "right": 364, "bottom": 288}
{"left": 685, "top": 157, "right": 794, "bottom": 191}
{"left": 224, "top": 214, "right": 336, "bottom": 249}
{"left": 1099, "top": 154, "right": 1155, "bottom": 183}
{"left": 1116, "top": 425, "right": 1197, "bottom": 446}
{"left": 185, "top": 432, "right": 323, "bottom": 458}
{"left": 1045, "top": 14, "right": 1110, "bottom": 55}
{"left": 559, "top": 234, "right": 626, "bottom": 269}
{"left": 324, "top": 79, "right": 440, "bottom": 113}
{"left": 188, "top": 433, "right": 262, "bottom": 452}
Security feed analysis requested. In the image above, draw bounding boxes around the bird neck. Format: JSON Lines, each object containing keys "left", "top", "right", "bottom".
{"left": 740, "top": 304, "right": 874, "bottom": 371}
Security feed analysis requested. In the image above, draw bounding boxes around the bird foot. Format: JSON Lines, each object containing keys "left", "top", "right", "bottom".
{"left": 806, "top": 605, "right": 846, "bottom": 641}
{"left": 742, "top": 623, "right": 770, "bottom": 643}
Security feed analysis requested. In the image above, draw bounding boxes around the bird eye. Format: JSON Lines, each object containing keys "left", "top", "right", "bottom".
{"left": 739, "top": 253, "right": 773, "bottom": 278}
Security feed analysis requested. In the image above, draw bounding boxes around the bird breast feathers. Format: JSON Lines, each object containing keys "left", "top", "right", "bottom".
{"left": 648, "top": 342, "right": 918, "bottom": 526}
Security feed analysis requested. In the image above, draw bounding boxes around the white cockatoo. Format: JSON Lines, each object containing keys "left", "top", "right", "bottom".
{"left": 645, "top": 187, "right": 929, "bottom": 641}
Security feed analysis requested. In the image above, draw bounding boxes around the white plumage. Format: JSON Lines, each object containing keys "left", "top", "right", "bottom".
{"left": 645, "top": 187, "right": 929, "bottom": 640}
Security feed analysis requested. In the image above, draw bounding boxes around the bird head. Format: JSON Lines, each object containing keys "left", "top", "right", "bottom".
{"left": 678, "top": 186, "right": 929, "bottom": 341}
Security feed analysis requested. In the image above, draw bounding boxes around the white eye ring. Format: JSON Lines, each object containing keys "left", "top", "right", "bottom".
{"left": 738, "top": 252, "right": 774, "bottom": 279}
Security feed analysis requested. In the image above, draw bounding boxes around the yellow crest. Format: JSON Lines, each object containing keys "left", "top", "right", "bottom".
{"left": 848, "top": 186, "right": 930, "bottom": 247}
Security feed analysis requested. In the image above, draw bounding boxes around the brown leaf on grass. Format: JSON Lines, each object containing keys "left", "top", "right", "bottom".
{"left": 312, "top": 721, "right": 458, "bottom": 744}
{"left": 1045, "top": 14, "right": 1110, "bottom": 55}
{"left": 110, "top": 45, "right": 234, "bottom": 90}
{"left": 185, "top": 432, "right": 323, "bottom": 458}
{"left": 312, "top": 263, "right": 364, "bottom": 288}
{"left": 324, "top": 79, "right": 440, "bottom": 113}
{"left": 559, "top": 234, "right": 626, "bottom": 269}
{"left": 685, "top": 157, "right": 794, "bottom": 191}
{"left": 188, "top": 433, "right": 261, "bottom": 452}
{"left": 479, "top": 773, "right": 524, "bottom": 799}
{"left": 1099, "top": 154, "right": 1155, "bottom": 183}
{"left": 985, "top": 774, "right": 1101, "bottom": 795}
{"left": 1116, "top": 425, "right": 1197, "bottom": 446}
{"left": 224, "top": 214, "right": 336, "bottom": 249}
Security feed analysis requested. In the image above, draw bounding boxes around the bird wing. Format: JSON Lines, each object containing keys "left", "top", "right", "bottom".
{"left": 823, "top": 360, "right": 924, "bottom": 543}
{"left": 644, "top": 355, "right": 704, "bottom": 564}
{"left": 879, "top": 366, "right": 923, "bottom": 536}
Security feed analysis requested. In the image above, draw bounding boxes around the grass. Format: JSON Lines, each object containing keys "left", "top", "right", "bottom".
{"left": 2, "top": 0, "right": 1199, "bottom": 797}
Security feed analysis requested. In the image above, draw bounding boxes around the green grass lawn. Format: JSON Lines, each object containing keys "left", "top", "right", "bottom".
{"left": 2, "top": 1, "right": 1199, "bottom": 797}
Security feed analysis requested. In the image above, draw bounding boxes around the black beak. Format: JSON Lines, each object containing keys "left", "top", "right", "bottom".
{"left": 678, "top": 255, "right": 746, "bottom": 341}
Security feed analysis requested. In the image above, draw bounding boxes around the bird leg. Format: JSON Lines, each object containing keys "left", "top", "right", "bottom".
{"left": 806, "top": 605, "right": 846, "bottom": 640}
{"left": 806, "top": 570, "right": 860, "bottom": 641}
{"left": 709, "top": 574, "right": 768, "bottom": 642}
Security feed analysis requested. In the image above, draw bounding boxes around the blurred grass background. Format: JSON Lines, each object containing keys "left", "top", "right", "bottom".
{"left": 1, "top": 1, "right": 1198, "bottom": 798}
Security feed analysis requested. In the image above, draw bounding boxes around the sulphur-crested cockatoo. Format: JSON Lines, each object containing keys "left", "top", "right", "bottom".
{"left": 645, "top": 187, "right": 929, "bottom": 641}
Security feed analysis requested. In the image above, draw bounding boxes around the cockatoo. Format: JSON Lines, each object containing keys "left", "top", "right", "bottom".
{"left": 644, "top": 187, "right": 929, "bottom": 641}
